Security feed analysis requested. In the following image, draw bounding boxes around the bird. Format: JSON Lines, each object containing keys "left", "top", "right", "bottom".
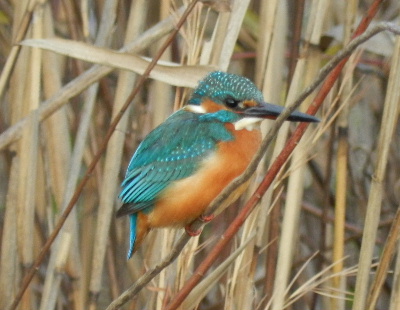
{"left": 117, "top": 71, "right": 318, "bottom": 259}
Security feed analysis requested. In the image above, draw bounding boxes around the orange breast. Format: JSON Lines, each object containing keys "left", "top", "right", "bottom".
{"left": 147, "top": 124, "right": 262, "bottom": 228}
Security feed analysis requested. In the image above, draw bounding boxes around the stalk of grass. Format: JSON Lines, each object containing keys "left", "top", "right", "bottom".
{"left": 331, "top": 2, "right": 358, "bottom": 308}
{"left": 331, "top": 115, "right": 347, "bottom": 309}
{"left": 254, "top": 0, "right": 279, "bottom": 87}
{"left": 224, "top": 205, "right": 257, "bottom": 309}
{"left": 389, "top": 231, "right": 400, "bottom": 310}
{"left": 39, "top": 0, "right": 120, "bottom": 308}
{"left": 367, "top": 208, "right": 400, "bottom": 309}
{"left": 182, "top": 232, "right": 256, "bottom": 309}
{"left": 259, "top": 55, "right": 308, "bottom": 306}
{"left": 256, "top": 0, "right": 315, "bottom": 299}
{"left": 269, "top": 0, "right": 330, "bottom": 307}
{"left": 16, "top": 3, "right": 43, "bottom": 308}
{"left": 283, "top": 258, "right": 358, "bottom": 309}
{"left": 1, "top": 3, "right": 30, "bottom": 309}
{"left": 234, "top": 1, "right": 288, "bottom": 309}
{"left": 254, "top": 0, "right": 282, "bottom": 249}
{"left": 41, "top": 6, "right": 71, "bottom": 214}
{"left": 352, "top": 35, "right": 400, "bottom": 310}
{"left": 80, "top": 187, "right": 98, "bottom": 308}
{"left": 206, "top": 0, "right": 252, "bottom": 70}
{"left": 87, "top": 0, "right": 138, "bottom": 308}
{"left": 90, "top": 1, "right": 148, "bottom": 309}
{"left": 0, "top": 157, "right": 19, "bottom": 309}
{"left": 39, "top": 3, "right": 80, "bottom": 307}
{"left": 254, "top": 0, "right": 287, "bottom": 248}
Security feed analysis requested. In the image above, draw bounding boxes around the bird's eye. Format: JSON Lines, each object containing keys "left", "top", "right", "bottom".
{"left": 224, "top": 97, "right": 239, "bottom": 108}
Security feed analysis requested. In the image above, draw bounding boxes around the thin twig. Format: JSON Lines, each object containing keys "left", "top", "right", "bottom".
{"left": 6, "top": 2, "right": 200, "bottom": 310}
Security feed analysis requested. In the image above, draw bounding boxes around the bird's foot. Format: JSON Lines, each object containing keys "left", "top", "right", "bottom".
{"left": 184, "top": 214, "right": 214, "bottom": 237}
{"left": 185, "top": 225, "right": 203, "bottom": 237}
{"left": 199, "top": 213, "right": 214, "bottom": 223}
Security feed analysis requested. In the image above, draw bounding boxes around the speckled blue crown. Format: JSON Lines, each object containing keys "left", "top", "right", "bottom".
{"left": 188, "top": 71, "right": 264, "bottom": 105}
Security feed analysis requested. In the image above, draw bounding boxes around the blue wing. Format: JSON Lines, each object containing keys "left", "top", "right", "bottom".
{"left": 117, "top": 110, "right": 235, "bottom": 217}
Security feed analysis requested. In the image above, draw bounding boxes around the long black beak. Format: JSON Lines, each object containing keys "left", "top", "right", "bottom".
{"left": 243, "top": 102, "right": 319, "bottom": 123}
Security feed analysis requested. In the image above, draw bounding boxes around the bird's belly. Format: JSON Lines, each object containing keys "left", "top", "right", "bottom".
{"left": 147, "top": 127, "right": 261, "bottom": 228}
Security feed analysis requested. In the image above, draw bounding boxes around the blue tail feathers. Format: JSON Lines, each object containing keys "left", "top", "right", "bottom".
{"left": 127, "top": 213, "right": 137, "bottom": 259}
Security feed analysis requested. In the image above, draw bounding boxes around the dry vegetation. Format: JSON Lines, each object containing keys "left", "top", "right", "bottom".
{"left": 1, "top": 0, "right": 400, "bottom": 309}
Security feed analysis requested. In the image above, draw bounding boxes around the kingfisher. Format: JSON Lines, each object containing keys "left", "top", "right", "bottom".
{"left": 117, "top": 71, "right": 318, "bottom": 258}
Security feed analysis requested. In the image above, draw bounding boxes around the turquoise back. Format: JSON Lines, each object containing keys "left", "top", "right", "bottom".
{"left": 118, "top": 109, "right": 239, "bottom": 215}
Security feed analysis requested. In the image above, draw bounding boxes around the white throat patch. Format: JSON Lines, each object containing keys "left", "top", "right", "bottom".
{"left": 184, "top": 104, "right": 206, "bottom": 114}
{"left": 234, "top": 117, "right": 263, "bottom": 131}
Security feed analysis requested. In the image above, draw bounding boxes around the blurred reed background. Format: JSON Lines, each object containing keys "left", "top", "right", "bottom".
{"left": 0, "top": 0, "right": 400, "bottom": 309}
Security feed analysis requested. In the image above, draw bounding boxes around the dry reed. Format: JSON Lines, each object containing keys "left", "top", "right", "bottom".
{"left": 0, "top": 1, "right": 400, "bottom": 310}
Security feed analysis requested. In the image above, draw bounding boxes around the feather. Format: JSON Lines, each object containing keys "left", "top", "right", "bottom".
{"left": 127, "top": 213, "right": 137, "bottom": 259}
{"left": 116, "top": 200, "right": 154, "bottom": 217}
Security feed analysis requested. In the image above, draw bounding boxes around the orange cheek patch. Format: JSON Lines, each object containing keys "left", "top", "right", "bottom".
{"left": 201, "top": 99, "right": 227, "bottom": 112}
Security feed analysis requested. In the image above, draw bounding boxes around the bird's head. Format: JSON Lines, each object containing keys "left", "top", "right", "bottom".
{"left": 186, "top": 71, "right": 318, "bottom": 130}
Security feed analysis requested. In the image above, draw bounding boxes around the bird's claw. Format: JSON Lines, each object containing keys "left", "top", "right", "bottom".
{"left": 199, "top": 213, "right": 214, "bottom": 223}
{"left": 184, "top": 213, "right": 214, "bottom": 237}
{"left": 185, "top": 225, "right": 203, "bottom": 237}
